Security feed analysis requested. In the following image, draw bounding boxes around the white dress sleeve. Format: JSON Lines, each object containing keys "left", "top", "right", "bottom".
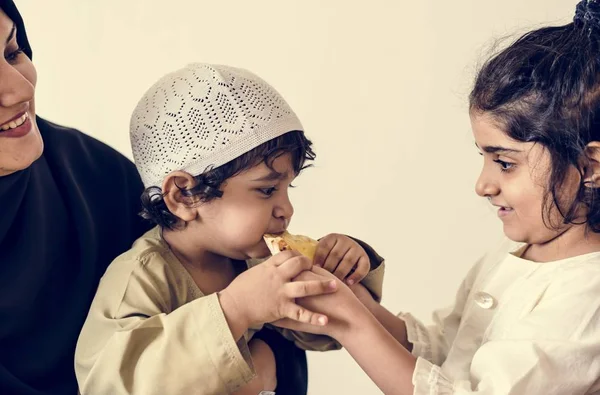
{"left": 398, "top": 253, "right": 487, "bottom": 366}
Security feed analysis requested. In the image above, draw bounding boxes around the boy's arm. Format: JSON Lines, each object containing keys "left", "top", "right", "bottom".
{"left": 75, "top": 254, "right": 256, "bottom": 395}
{"left": 76, "top": 249, "right": 332, "bottom": 395}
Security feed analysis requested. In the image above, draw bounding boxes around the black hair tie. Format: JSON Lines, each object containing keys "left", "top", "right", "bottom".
{"left": 574, "top": 0, "right": 600, "bottom": 33}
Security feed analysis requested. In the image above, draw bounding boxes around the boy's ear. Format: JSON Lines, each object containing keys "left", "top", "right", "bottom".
{"left": 583, "top": 141, "right": 600, "bottom": 187}
{"left": 162, "top": 171, "right": 200, "bottom": 223}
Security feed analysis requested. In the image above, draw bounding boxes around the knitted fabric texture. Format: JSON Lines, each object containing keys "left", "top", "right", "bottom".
{"left": 130, "top": 63, "right": 303, "bottom": 188}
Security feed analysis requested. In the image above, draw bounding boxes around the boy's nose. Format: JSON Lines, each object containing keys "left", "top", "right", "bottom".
{"left": 274, "top": 192, "right": 294, "bottom": 220}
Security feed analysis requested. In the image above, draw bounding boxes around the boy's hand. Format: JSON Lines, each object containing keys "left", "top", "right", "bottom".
{"left": 314, "top": 234, "right": 370, "bottom": 285}
{"left": 220, "top": 250, "right": 338, "bottom": 333}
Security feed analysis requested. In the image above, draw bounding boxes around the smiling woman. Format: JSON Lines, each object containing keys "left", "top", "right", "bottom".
{"left": 0, "top": 12, "right": 42, "bottom": 176}
{"left": 0, "top": 1, "right": 151, "bottom": 394}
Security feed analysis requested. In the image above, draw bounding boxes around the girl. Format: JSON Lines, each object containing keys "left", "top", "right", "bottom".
{"left": 279, "top": 1, "right": 600, "bottom": 393}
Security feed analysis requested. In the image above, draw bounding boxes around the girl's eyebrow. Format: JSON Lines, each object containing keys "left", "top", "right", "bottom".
{"left": 475, "top": 142, "right": 521, "bottom": 154}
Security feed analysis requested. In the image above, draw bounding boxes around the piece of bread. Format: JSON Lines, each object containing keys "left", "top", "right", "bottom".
{"left": 263, "top": 231, "right": 319, "bottom": 260}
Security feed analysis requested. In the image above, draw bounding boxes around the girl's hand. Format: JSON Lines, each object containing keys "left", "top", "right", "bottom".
{"left": 273, "top": 266, "right": 365, "bottom": 339}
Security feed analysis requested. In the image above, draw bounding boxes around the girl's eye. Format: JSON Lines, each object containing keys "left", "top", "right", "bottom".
{"left": 493, "top": 159, "right": 515, "bottom": 172}
{"left": 258, "top": 187, "right": 278, "bottom": 196}
{"left": 5, "top": 47, "right": 23, "bottom": 64}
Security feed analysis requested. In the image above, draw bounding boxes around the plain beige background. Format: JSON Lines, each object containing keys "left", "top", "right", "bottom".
{"left": 17, "top": 0, "right": 573, "bottom": 393}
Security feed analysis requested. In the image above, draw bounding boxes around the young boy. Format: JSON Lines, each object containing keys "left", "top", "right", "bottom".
{"left": 74, "top": 63, "right": 385, "bottom": 395}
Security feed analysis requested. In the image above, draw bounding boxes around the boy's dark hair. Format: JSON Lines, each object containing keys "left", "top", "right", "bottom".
{"left": 469, "top": 2, "right": 600, "bottom": 232}
{"left": 140, "top": 131, "right": 315, "bottom": 229}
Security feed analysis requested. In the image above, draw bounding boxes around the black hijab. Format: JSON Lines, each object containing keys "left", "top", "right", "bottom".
{"left": 0, "top": 2, "right": 150, "bottom": 394}
{"left": 0, "top": 3, "right": 308, "bottom": 394}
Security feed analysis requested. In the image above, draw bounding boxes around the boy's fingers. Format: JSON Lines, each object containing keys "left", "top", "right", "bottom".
{"left": 268, "top": 249, "right": 301, "bottom": 266}
{"left": 312, "top": 246, "right": 328, "bottom": 268}
{"left": 322, "top": 243, "right": 349, "bottom": 273}
{"left": 310, "top": 264, "right": 338, "bottom": 278}
{"left": 285, "top": 304, "right": 328, "bottom": 326}
{"left": 313, "top": 236, "right": 336, "bottom": 267}
{"left": 333, "top": 253, "right": 359, "bottom": 280}
{"left": 346, "top": 256, "right": 370, "bottom": 285}
{"left": 285, "top": 279, "right": 337, "bottom": 298}
{"left": 278, "top": 255, "right": 312, "bottom": 279}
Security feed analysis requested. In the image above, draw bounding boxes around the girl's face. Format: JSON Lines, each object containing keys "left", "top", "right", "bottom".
{"left": 0, "top": 9, "right": 42, "bottom": 177}
{"left": 471, "top": 112, "right": 581, "bottom": 246}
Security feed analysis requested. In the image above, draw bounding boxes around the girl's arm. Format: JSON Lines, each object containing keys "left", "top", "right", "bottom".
{"left": 337, "top": 302, "right": 417, "bottom": 395}
{"left": 282, "top": 264, "right": 600, "bottom": 395}
{"left": 275, "top": 269, "right": 418, "bottom": 394}
{"left": 351, "top": 283, "right": 413, "bottom": 351}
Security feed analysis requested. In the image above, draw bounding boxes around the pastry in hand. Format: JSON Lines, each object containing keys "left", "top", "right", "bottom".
{"left": 263, "top": 231, "right": 319, "bottom": 261}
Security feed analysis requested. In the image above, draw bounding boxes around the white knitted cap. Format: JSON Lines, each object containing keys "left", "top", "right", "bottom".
{"left": 130, "top": 63, "right": 304, "bottom": 188}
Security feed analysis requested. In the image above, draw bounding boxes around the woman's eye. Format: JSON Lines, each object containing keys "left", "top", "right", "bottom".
{"left": 5, "top": 47, "right": 23, "bottom": 63}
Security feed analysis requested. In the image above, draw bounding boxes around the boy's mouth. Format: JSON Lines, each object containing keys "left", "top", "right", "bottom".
{"left": 265, "top": 230, "right": 285, "bottom": 236}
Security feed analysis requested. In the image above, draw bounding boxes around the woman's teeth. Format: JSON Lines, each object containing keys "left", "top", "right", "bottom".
{"left": 1, "top": 113, "right": 28, "bottom": 131}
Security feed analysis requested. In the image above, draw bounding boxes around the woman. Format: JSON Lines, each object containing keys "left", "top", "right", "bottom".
{"left": 0, "top": 1, "right": 307, "bottom": 394}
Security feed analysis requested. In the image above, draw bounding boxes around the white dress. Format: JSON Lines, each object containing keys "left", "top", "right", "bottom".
{"left": 401, "top": 240, "right": 600, "bottom": 394}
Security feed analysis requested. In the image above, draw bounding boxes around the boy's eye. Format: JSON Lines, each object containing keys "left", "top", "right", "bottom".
{"left": 493, "top": 159, "right": 514, "bottom": 172}
{"left": 258, "top": 187, "right": 278, "bottom": 196}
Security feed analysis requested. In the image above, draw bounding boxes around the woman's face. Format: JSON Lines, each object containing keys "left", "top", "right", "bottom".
{"left": 0, "top": 9, "right": 41, "bottom": 177}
